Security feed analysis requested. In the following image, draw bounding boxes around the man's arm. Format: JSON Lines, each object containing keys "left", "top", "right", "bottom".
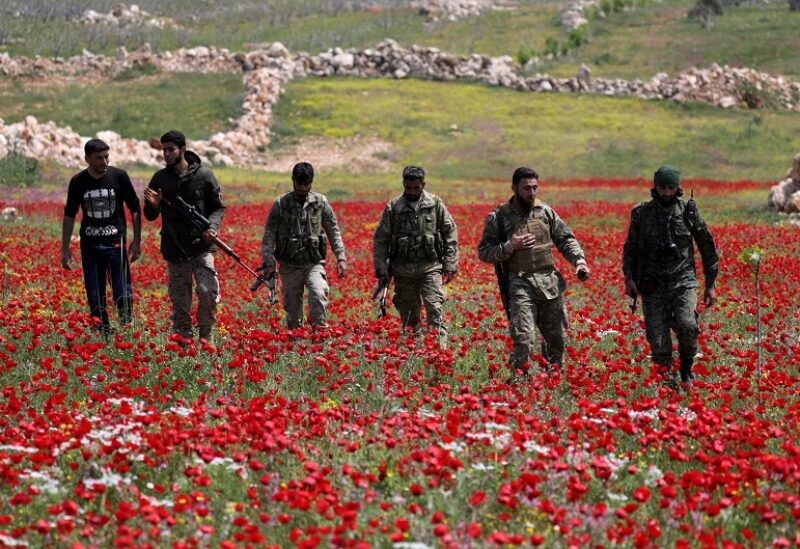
{"left": 321, "top": 199, "right": 347, "bottom": 277}
{"left": 437, "top": 201, "right": 459, "bottom": 278}
{"left": 622, "top": 206, "right": 642, "bottom": 298}
{"left": 477, "top": 210, "right": 514, "bottom": 264}
{"left": 261, "top": 200, "right": 282, "bottom": 272}
{"left": 373, "top": 204, "right": 393, "bottom": 278}
{"left": 691, "top": 206, "right": 720, "bottom": 306}
{"left": 120, "top": 170, "right": 142, "bottom": 262}
{"left": 547, "top": 207, "right": 585, "bottom": 267}
{"left": 143, "top": 176, "right": 162, "bottom": 221}
{"left": 61, "top": 216, "right": 76, "bottom": 269}
{"left": 204, "top": 170, "right": 225, "bottom": 233}
{"left": 129, "top": 211, "right": 142, "bottom": 262}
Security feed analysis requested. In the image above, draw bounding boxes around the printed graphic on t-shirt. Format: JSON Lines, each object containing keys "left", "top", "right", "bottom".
{"left": 83, "top": 188, "right": 116, "bottom": 219}
{"left": 83, "top": 188, "right": 119, "bottom": 237}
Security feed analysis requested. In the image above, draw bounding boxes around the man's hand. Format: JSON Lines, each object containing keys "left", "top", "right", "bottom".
{"left": 703, "top": 286, "right": 716, "bottom": 307}
{"left": 337, "top": 259, "right": 348, "bottom": 278}
{"left": 128, "top": 239, "right": 141, "bottom": 263}
{"left": 143, "top": 187, "right": 162, "bottom": 208}
{"left": 61, "top": 248, "right": 73, "bottom": 270}
{"left": 624, "top": 278, "right": 638, "bottom": 299}
{"left": 576, "top": 261, "right": 590, "bottom": 281}
{"left": 442, "top": 271, "right": 456, "bottom": 284}
{"left": 510, "top": 228, "right": 535, "bottom": 251}
{"left": 202, "top": 228, "right": 217, "bottom": 244}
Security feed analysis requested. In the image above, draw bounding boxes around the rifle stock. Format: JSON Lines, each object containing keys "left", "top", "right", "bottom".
{"left": 494, "top": 262, "right": 511, "bottom": 320}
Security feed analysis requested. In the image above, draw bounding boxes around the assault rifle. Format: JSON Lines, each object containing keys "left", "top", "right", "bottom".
{"left": 163, "top": 195, "right": 268, "bottom": 292}
{"left": 251, "top": 267, "right": 278, "bottom": 304}
{"left": 371, "top": 276, "right": 390, "bottom": 319}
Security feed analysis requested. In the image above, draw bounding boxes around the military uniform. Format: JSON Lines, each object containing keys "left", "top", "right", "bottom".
{"left": 478, "top": 198, "right": 585, "bottom": 369}
{"left": 373, "top": 190, "right": 458, "bottom": 336}
{"left": 622, "top": 196, "right": 719, "bottom": 376}
{"left": 261, "top": 191, "right": 346, "bottom": 329}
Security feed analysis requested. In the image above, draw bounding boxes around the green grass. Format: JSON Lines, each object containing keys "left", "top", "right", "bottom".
{"left": 0, "top": 3, "right": 563, "bottom": 59}
{"left": 1, "top": 0, "right": 798, "bottom": 84}
{"left": 0, "top": 72, "right": 244, "bottom": 141}
{"left": 271, "top": 76, "right": 799, "bottom": 182}
{"left": 550, "top": 0, "right": 800, "bottom": 79}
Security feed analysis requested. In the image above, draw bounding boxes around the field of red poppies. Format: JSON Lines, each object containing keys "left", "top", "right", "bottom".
{"left": 1, "top": 179, "right": 799, "bottom": 548}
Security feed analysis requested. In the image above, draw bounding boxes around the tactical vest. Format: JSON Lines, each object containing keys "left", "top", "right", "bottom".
{"left": 503, "top": 204, "right": 555, "bottom": 274}
{"left": 389, "top": 197, "right": 443, "bottom": 263}
{"left": 274, "top": 194, "right": 327, "bottom": 263}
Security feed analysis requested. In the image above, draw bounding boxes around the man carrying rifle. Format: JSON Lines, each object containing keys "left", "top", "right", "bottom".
{"left": 622, "top": 165, "right": 719, "bottom": 386}
{"left": 261, "top": 162, "right": 348, "bottom": 331}
{"left": 478, "top": 167, "right": 589, "bottom": 381}
{"left": 143, "top": 130, "right": 225, "bottom": 344}
{"left": 373, "top": 165, "right": 458, "bottom": 345}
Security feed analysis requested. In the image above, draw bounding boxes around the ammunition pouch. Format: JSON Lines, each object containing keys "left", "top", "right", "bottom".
{"left": 392, "top": 234, "right": 439, "bottom": 263}
{"left": 275, "top": 235, "right": 327, "bottom": 263}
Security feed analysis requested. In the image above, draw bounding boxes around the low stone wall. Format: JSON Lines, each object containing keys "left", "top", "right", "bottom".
{"left": 2, "top": 40, "right": 799, "bottom": 168}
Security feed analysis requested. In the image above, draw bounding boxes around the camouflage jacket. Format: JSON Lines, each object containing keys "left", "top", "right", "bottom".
{"left": 622, "top": 197, "right": 719, "bottom": 291}
{"left": 261, "top": 191, "right": 346, "bottom": 270}
{"left": 373, "top": 190, "right": 459, "bottom": 278}
{"left": 478, "top": 197, "right": 585, "bottom": 300}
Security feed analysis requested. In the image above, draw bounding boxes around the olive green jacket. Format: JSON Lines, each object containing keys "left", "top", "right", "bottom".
{"left": 478, "top": 197, "right": 585, "bottom": 300}
{"left": 622, "top": 197, "right": 719, "bottom": 291}
{"left": 261, "top": 191, "right": 346, "bottom": 270}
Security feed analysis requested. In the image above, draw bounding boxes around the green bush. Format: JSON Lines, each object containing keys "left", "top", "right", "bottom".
{"left": 516, "top": 46, "right": 533, "bottom": 66}
{"left": 113, "top": 62, "right": 162, "bottom": 82}
{"left": 566, "top": 26, "right": 588, "bottom": 50}
{"left": 0, "top": 150, "right": 41, "bottom": 187}
{"left": 543, "top": 37, "right": 560, "bottom": 57}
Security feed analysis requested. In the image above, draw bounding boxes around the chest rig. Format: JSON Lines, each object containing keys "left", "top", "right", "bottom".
{"left": 502, "top": 202, "right": 555, "bottom": 274}
{"left": 389, "top": 196, "right": 442, "bottom": 264}
{"left": 274, "top": 194, "right": 327, "bottom": 263}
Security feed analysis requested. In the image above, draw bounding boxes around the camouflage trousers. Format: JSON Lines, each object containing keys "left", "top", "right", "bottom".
{"left": 509, "top": 276, "right": 567, "bottom": 369}
{"left": 393, "top": 272, "right": 446, "bottom": 335}
{"left": 642, "top": 285, "right": 699, "bottom": 368}
{"left": 167, "top": 252, "right": 219, "bottom": 341}
{"left": 280, "top": 262, "right": 329, "bottom": 329}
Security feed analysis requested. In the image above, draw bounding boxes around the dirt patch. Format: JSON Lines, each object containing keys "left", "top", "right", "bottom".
{"left": 258, "top": 135, "right": 394, "bottom": 173}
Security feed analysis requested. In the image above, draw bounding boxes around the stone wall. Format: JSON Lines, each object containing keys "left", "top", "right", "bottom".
{"left": 2, "top": 40, "right": 799, "bottom": 168}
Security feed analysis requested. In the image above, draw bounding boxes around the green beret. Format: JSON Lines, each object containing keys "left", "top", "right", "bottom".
{"left": 653, "top": 165, "right": 681, "bottom": 187}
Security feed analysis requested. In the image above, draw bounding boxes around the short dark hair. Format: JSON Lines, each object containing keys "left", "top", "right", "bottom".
{"left": 84, "top": 138, "right": 109, "bottom": 156}
{"left": 512, "top": 166, "right": 539, "bottom": 186}
{"left": 292, "top": 162, "right": 314, "bottom": 184}
{"left": 402, "top": 165, "right": 425, "bottom": 182}
{"left": 160, "top": 130, "right": 186, "bottom": 148}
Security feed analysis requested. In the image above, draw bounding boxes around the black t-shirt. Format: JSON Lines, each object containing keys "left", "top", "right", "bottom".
{"left": 63, "top": 166, "right": 141, "bottom": 244}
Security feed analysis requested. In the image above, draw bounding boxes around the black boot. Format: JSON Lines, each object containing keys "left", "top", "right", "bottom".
{"left": 680, "top": 359, "right": 694, "bottom": 384}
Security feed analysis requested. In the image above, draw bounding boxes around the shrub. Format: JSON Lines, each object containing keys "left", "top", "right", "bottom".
{"left": 113, "top": 61, "right": 162, "bottom": 82}
{"left": 543, "top": 37, "right": 560, "bottom": 58}
{"left": 516, "top": 46, "right": 533, "bottom": 66}
{"left": 688, "top": 0, "right": 724, "bottom": 27}
{"left": 565, "top": 26, "right": 588, "bottom": 51}
{"left": 0, "top": 150, "right": 41, "bottom": 188}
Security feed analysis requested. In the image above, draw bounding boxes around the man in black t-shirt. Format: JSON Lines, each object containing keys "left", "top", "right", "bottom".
{"left": 61, "top": 138, "right": 142, "bottom": 334}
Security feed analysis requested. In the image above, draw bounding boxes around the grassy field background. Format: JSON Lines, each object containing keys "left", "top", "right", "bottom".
{"left": 2, "top": 0, "right": 799, "bottom": 79}
{"left": 1, "top": 0, "right": 799, "bottom": 193}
